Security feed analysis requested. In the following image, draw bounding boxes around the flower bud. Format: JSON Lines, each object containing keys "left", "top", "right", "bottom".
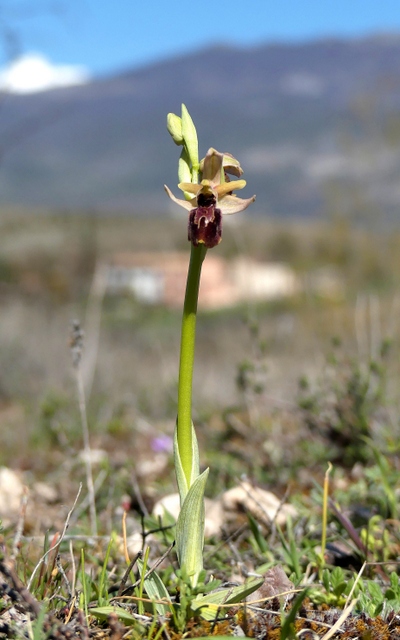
{"left": 181, "top": 104, "right": 199, "bottom": 169}
{"left": 167, "top": 113, "right": 183, "bottom": 145}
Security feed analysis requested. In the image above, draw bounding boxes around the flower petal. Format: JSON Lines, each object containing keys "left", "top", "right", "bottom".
{"left": 199, "top": 151, "right": 244, "bottom": 178}
{"left": 188, "top": 204, "right": 222, "bottom": 249}
{"left": 179, "top": 178, "right": 247, "bottom": 199}
{"left": 201, "top": 148, "right": 224, "bottom": 184}
{"left": 221, "top": 153, "right": 243, "bottom": 178}
{"left": 164, "top": 185, "right": 195, "bottom": 211}
{"left": 178, "top": 182, "right": 202, "bottom": 195}
{"left": 215, "top": 179, "right": 247, "bottom": 198}
{"left": 219, "top": 194, "right": 256, "bottom": 215}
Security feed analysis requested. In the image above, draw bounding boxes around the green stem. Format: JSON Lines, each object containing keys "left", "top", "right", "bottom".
{"left": 177, "top": 243, "right": 207, "bottom": 488}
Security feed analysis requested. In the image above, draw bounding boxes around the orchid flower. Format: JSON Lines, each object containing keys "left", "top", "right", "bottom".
{"left": 165, "top": 147, "right": 256, "bottom": 248}
{"left": 164, "top": 106, "right": 258, "bottom": 589}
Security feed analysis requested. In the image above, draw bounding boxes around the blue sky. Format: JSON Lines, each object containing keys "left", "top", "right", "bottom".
{"left": 3, "top": 0, "right": 400, "bottom": 77}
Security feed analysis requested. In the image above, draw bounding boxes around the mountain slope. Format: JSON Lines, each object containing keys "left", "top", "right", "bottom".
{"left": 1, "top": 35, "right": 400, "bottom": 219}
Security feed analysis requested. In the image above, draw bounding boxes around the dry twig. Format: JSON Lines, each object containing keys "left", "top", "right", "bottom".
{"left": 28, "top": 483, "right": 82, "bottom": 590}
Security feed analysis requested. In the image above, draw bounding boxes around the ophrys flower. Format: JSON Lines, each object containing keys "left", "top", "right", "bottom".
{"left": 165, "top": 147, "right": 256, "bottom": 248}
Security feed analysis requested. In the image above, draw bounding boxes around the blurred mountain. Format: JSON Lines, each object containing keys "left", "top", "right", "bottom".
{"left": 1, "top": 34, "right": 400, "bottom": 221}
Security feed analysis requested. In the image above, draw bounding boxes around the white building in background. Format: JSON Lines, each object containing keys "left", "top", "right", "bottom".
{"left": 105, "top": 251, "right": 300, "bottom": 310}
{"left": 107, "top": 262, "right": 164, "bottom": 304}
{"left": 232, "top": 258, "right": 299, "bottom": 301}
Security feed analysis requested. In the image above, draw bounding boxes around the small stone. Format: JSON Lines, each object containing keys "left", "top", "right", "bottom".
{"left": 204, "top": 498, "right": 224, "bottom": 537}
{"left": 126, "top": 531, "right": 143, "bottom": 556}
{"left": 33, "top": 481, "right": 58, "bottom": 503}
{"left": 78, "top": 449, "right": 108, "bottom": 465}
{"left": 153, "top": 493, "right": 180, "bottom": 522}
{"left": 136, "top": 453, "right": 168, "bottom": 479}
{"left": 247, "top": 565, "right": 294, "bottom": 604}
{"left": 221, "top": 481, "right": 297, "bottom": 527}
{"left": 152, "top": 493, "right": 224, "bottom": 538}
{"left": 233, "top": 624, "right": 246, "bottom": 636}
{"left": 0, "top": 467, "right": 24, "bottom": 522}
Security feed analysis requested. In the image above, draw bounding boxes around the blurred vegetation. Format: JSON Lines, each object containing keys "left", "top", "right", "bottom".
{"left": 0, "top": 209, "right": 399, "bottom": 477}
{"left": 1, "top": 209, "right": 400, "bottom": 638}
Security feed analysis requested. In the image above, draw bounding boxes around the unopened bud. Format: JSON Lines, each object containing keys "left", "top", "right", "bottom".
{"left": 181, "top": 104, "right": 199, "bottom": 169}
{"left": 167, "top": 113, "right": 183, "bottom": 145}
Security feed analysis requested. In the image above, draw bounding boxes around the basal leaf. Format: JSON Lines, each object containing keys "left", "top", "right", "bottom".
{"left": 175, "top": 467, "right": 209, "bottom": 586}
{"left": 191, "top": 576, "right": 264, "bottom": 621}
{"left": 137, "top": 558, "right": 172, "bottom": 615}
{"left": 90, "top": 606, "right": 136, "bottom": 624}
{"left": 174, "top": 421, "right": 200, "bottom": 504}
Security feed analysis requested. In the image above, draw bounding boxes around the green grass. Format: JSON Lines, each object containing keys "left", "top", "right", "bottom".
{"left": 1, "top": 336, "right": 400, "bottom": 638}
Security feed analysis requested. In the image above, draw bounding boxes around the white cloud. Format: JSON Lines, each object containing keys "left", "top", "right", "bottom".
{"left": 0, "top": 53, "right": 90, "bottom": 94}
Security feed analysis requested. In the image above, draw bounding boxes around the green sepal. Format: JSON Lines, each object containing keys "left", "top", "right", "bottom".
{"left": 191, "top": 576, "right": 264, "bottom": 620}
{"left": 174, "top": 420, "right": 200, "bottom": 504}
{"left": 175, "top": 467, "right": 209, "bottom": 586}
{"left": 178, "top": 146, "right": 191, "bottom": 184}
{"left": 181, "top": 104, "right": 199, "bottom": 172}
{"left": 178, "top": 147, "right": 195, "bottom": 200}
{"left": 136, "top": 558, "right": 172, "bottom": 615}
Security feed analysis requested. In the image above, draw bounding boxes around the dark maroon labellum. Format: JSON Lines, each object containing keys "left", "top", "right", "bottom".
{"left": 188, "top": 204, "right": 222, "bottom": 249}
{"left": 188, "top": 191, "right": 222, "bottom": 249}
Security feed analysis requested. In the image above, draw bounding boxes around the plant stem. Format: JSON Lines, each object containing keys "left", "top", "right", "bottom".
{"left": 320, "top": 461, "right": 332, "bottom": 570}
{"left": 75, "top": 365, "right": 97, "bottom": 537}
{"left": 177, "top": 243, "right": 207, "bottom": 487}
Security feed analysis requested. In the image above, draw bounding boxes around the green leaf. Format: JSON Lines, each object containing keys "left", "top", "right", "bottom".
{"left": 174, "top": 421, "right": 200, "bottom": 505}
{"left": 98, "top": 538, "right": 113, "bottom": 606}
{"left": 90, "top": 606, "right": 137, "bottom": 624}
{"left": 191, "top": 576, "right": 264, "bottom": 621}
{"left": 331, "top": 567, "right": 345, "bottom": 590}
{"left": 280, "top": 589, "right": 309, "bottom": 640}
{"left": 322, "top": 569, "right": 330, "bottom": 592}
{"left": 175, "top": 467, "right": 208, "bottom": 586}
{"left": 31, "top": 605, "right": 47, "bottom": 640}
{"left": 390, "top": 571, "right": 400, "bottom": 592}
{"left": 247, "top": 512, "right": 268, "bottom": 554}
{"left": 137, "top": 558, "right": 172, "bottom": 615}
{"left": 367, "top": 580, "right": 383, "bottom": 602}
{"left": 137, "top": 546, "right": 149, "bottom": 615}
{"left": 333, "top": 582, "right": 347, "bottom": 598}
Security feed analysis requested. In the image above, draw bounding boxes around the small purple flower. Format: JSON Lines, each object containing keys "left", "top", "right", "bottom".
{"left": 151, "top": 434, "right": 173, "bottom": 453}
